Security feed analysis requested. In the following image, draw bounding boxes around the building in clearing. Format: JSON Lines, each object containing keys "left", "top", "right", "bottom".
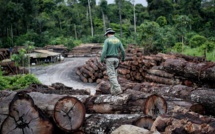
{"left": 26, "top": 50, "right": 62, "bottom": 65}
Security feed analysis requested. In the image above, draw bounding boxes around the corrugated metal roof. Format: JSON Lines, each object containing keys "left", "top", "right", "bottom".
{"left": 34, "top": 50, "right": 60, "bottom": 56}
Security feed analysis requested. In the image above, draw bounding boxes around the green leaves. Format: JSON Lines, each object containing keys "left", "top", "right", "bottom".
{"left": 0, "top": 72, "right": 41, "bottom": 90}
{"left": 189, "top": 34, "right": 207, "bottom": 48}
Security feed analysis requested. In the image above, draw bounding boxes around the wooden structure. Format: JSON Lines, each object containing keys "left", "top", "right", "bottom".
{"left": 44, "top": 45, "right": 69, "bottom": 57}
{"left": 26, "top": 50, "right": 62, "bottom": 65}
{"left": 67, "top": 43, "right": 102, "bottom": 57}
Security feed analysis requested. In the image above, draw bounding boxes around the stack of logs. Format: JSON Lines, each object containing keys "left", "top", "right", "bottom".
{"left": 44, "top": 45, "right": 69, "bottom": 57}
{"left": 76, "top": 57, "right": 105, "bottom": 83}
{"left": 0, "top": 48, "right": 29, "bottom": 75}
{"left": 0, "top": 83, "right": 215, "bottom": 133}
{"left": 1, "top": 44, "right": 215, "bottom": 133}
{"left": 0, "top": 49, "right": 10, "bottom": 60}
{"left": 67, "top": 43, "right": 102, "bottom": 57}
{"left": 76, "top": 45, "right": 215, "bottom": 88}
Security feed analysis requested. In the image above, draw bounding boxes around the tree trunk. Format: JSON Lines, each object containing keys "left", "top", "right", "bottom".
{"left": 119, "top": 0, "right": 122, "bottom": 37}
{"left": 102, "top": 10, "right": 106, "bottom": 33}
{"left": 151, "top": 106, "right": 215, "bottom": 134}
{"left": 88, "top": 0, "right": 94, "bottom": 37}
{"left": 0, "top": 92, "right": 53, "bottom": 134}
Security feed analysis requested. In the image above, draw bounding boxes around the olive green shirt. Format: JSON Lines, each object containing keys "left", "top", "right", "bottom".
{"left": 101, "top": 35, "right": 125, "bottom": 62}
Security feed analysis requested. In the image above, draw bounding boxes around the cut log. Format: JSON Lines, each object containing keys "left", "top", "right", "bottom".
{"left": 79, "top": 74, "right": 88, "bottom": 83}
{"left": 83, "top": 114, "right": 142, "bottom": 133}
{"left": 163, "top": 58, "right": 215, "bottom": 82}
{"left": 144, "top": 73, "right": 181, "bottom": 85}
{"left": 190, "top": 90, "right": 215, "bottom": 116}
{"left": 143, "top": 94, "right": 167, "bottom": 117}
{"left": 132, "top": 116, "right": 155, "bottom": 130}
{"left": 54, "top": 96, "right": 85, "bottom": 132}
{"left": 111, "top": 125, "right": 151, "bottom": 134}
{"left": 0, "top": 92, "right": 53, "bottom": 134}
{"left": 151, "top": 106, "right": 215, "bottom": 134}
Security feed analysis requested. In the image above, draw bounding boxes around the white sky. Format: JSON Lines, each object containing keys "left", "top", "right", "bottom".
{"left": 97, "top": 0, "right": 148, "bottom": 6}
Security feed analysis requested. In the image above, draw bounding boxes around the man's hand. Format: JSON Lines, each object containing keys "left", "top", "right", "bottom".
{"left": 100, "top": 59, "right": 106, "bottom": 65}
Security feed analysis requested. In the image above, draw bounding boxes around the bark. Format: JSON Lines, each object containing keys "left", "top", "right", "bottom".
{"left": 0, "top": 92, "right": 53, "bottom": 134}
{"left": 163, "top": 58, "right": 215, "bottom": 82}
{"left": 151, "top": 106, "right": 215, "bottom": 134}
{"left": 0, "top": 90, "right": 214, "bottom": 134}
{"left": 96, "top": 79, "right": 215, "bottom": 116}
{"left": 83, "top": 114, "right": 141, "bottom": 133}
{"left": 191, "top": 89, "right": 215, "bottom": 116}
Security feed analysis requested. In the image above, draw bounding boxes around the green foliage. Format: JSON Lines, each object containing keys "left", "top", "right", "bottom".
{"left": 0, "top": 0, "right": 214, "bottom": 61}
{"left": 138, "top": 21, "right": 162, "bottom": 53}
{"left": 182, "top": 46, "right": 203, "bottom": 57}
{"left": 189, "top": 35, "right": 207, "bottom": 48}
{"left": 11, "top": 74, "right": 41, "bottom": 90}
{"left": 15, "top": 31, "right": 38, "bottom": 46}
{"left": 173, "top": 42, "right": 183, "bottom": 53}
{"left": 0, "top": 71, "right": 41, "bottom": 90}
{"left": 88, "top": 34, "right": 105, "bottom": 43}
{"left": 199, "top": 41, "right": 215, "bottom": 53}
{"left": 173, "top": 15, "right": 191, "bottom": 36}
{"left": 66, "top": 39, "right": 81, "bottom": 50}
{"left": 0, "top": 69, "right": 10, "bottom": 90}
{"left": 156, "top": 16, "right": 167, "bottom": 26}
{"left": 11, "top": 48, "right": 28, "bottom": 67}
{"left": 206, "top": 50, "right": 215, "bottom": 62}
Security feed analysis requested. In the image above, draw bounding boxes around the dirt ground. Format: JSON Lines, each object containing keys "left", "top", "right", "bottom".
{"left": 31, "top": 57, "right": 97, "bottom": 94}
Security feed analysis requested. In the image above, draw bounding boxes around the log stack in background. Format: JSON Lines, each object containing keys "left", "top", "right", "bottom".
{"left": 76, "top": 44, "right": 215, "bottom": 88}
{"left": 0, "top": 48, "right": 10, "bottom": 60}
{"left": 67, "top": 43, "right": 102, "bottom": 58}
{"left": 76, "top": 57, "right": 106, "bottom": 83}
{"left": 44, "top": 45, "right": 69, "bottom": 57}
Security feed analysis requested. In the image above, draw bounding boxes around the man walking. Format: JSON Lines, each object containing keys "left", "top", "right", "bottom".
{"left": 101, "top": 28, "right": 125, "bottom": 95}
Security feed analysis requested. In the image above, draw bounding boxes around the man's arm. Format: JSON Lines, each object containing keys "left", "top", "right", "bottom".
{"left": 100, "top": 40, "right": 108, "bottom": 63}
{"left": 120, "top": 43, "right": 125, "bottom": 62}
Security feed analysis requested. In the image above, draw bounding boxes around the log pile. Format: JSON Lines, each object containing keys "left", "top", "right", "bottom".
{"left": 1, "top": 87, "right": 215, "bottom": 134}
{"left": 96, "top": 77, "right": 215, "bottom": 116}
{"left": 44, "top": 45, "right": 69, "bottom": 57}
{"left": 67, "top": 44, "right": 102, "bottom": 57}
{"left": 0, "top": 60, "right": 29, "bottom": 75}
{"left": 76, "top": 45, "right": 215, "bottom": 88}
{"left": 0, "top": 48, "right": 10, "bottom": 60}
{"left": 76, "top": 58, "right": 106, "bottom": 83}
{"left": 151, "top": 106, "right": 215, "bottom": 134}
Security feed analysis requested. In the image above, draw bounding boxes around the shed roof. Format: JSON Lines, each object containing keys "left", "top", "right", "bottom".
{"left": 34, "top": 50, "right": 60, "bottom": 56}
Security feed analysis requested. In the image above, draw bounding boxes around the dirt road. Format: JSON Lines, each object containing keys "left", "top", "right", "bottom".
{"left": 31, "top": 57, "right": 97, "bottom": 93}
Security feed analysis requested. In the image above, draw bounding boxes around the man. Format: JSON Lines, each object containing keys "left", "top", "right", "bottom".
{"left": 100, "top": 28, "right": 125, "bottom": 95}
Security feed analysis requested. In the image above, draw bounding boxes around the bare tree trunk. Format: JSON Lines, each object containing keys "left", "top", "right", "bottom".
{"left": 10, "top": 24, "right": 14, "bottom": 46}
{"left": 74, "top": 24, "right": 77, "bottom": 39}
{"left": 102, "top": 10, "right": 106, "bottom": 33}
{"left": 181, "top": 35, "right": 184, "bottom": 53}
{"left": 133, "top": 0, "right": 136, "bottom": 34}
{"left": 119, "top": 0, "right": 122, "bottom": 37}
{"left": 88, "top": 0, "right": 94, "bottom": 37}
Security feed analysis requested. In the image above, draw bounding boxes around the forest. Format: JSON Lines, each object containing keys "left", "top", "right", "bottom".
{"left": 0, "top": 0, "right": 215, "bottom": 60}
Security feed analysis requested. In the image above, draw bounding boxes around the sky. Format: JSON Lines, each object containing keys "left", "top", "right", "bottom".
{"left": 97, "top": 0, "right": 148, "bottom": 6}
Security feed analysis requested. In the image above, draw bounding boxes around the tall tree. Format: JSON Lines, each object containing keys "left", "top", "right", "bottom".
{"left": 99, "top": 0, "right": 108, "bottom": 33}
{"left": 147, "top": 0, "right": 173, "bottom": 22}
{"left": 88, "top": 0, "right": 94, "bottom": 36}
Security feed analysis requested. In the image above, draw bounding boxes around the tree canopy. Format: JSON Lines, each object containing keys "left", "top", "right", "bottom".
{"left": 0, "top": 0, "right": 214, "bottom": 60}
